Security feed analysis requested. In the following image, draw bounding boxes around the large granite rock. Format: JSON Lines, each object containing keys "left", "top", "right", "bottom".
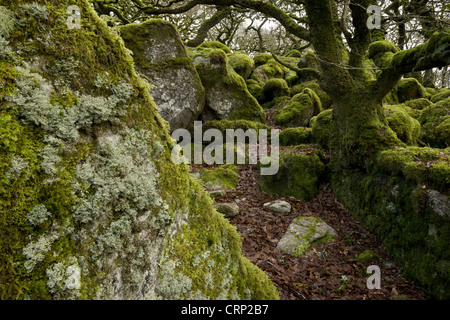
{"left": 0, "top": 2, "right": 278, "bottom": 300}
{"left": 120, "top": 19, "right": 205, "bottom": 131}
{"left": 191, "top": 47, "right": 266, "bottom": 123}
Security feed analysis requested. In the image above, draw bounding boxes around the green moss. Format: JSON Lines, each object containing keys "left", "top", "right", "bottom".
{"left": 202, "top": 119, "right": 269, "bottom": 135}
{"left": 376, "top": 147, "right": 450, "bottom": 188}
{"left": 404, "top": 98, "right": 433, "bottom": 110}
{"left": 274, "top": 89, "right": 322, "bottom": 127}
{"left": 253, "top": 53, "right": 273, "bottom": 67}
{"left": 262, "top": 78, "right": 290, "bottom": 102}
{"left": 197, "top": 41, "right": 231, "bottom": 54}
{"left": 287, "top": 217, "right": 337, "bottom": 257}
{"left": 431, "top": 88, "right": 450, "bottom": 103}
{"left": 192, "top": 48, "right": 266, "bottom": 123}
{"left": 368, "top": 40, "right": 400, "bottom": 60}
{"left": 331, "top": 168, "right": 450, "bottom": 299}
{"left": 396, "top": 78, "right": 427, "bottom": 103}
{"left": 286, "top": 50, "right": 302, "bottom": 58}
{"left": 310, "top": 109, "right": 333, "bottom": 149}
{"left": 228, "top": 52, "right": 255, "bottom": 80}
{"left": 261, "top": 96, "right": 290, "bottom": 109}
{"left": 291, "top": 80, "right": 333, "bottom": 109}
{"left": 246, "top": 79, "right": 264, "bottom": 102}
{"left": 419, "top": 99, "right": 450, "bottom": 148}
{"left": 258, "top": 147, "right": 325, "bottom": 201}
{"left": 194, "top": 165, "right": 239, "bottom": 190}
{"left": 298, "top": 50, "right": 320, "bottom": 70}
{"left": 357, "top": 250, "right": 379, "bottom": 263}
{"left": 279, "top": 127, "right": 312, "bottom": 146}
{"left": 384, "top": 105, "right": 421, "bottom": 145}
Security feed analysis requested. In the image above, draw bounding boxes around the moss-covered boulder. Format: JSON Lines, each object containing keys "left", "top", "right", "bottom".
{"left": 396, "top": 78, "right": 427, "bottom": 103}
{"left": 376, "top": 147, "right": 450, "bottom": 189}
{"left": 250, "top": 58, "right": 286, "bottom": 84}
{"left": 191, "top": 48, "right": 265, "bottom": 123}
{"left": 404, "top": 98, "right": 433, "bottom": 110}
{"left": 279, "top": 127, "right": 312, "bottom": 146}
{"left": 246, "top": 79, "right": 264, "bottom": 102}
{"left": 258, "top": 147, "right": 325, "bottom": 201}
{"left": 253, "top": 53, "right": 273, "bottom": 67}
{"left": 291, "top": 80, "right": 333, "bottom": 109}
{"left": 431, "top": 88, "right": 450, "bottom": 103}
{"left": 261, "top": 96, "right": 291, "bottom": 110}
{"left": 228, "top": 51, "right": 255, "bottom": 80}
{"left": 297, "top": 50, "right": 321, "bottom": 71}
{"left": 419, "top": 98, "right": 450, "bottom": 148}
{"left": 332, "top": 162, "right": 450, "bottom": 299}
{"left": 0, "top": 1, "right": 278, "bottom": 300}
{"left": 262, "top": 78, "right": 290, "bottom": 102}
{"left": 368, "top": 40, "right": 400, "bottom": 68}
{"left": 193, "top": 164, "right": 239, "bottom": 190}
{"left": 120, "top": 19, "right": 205, "bottom": 131}
{"left": 197, "top": 41, "right": 232, "bottom": 54}
{"left": 310, "top": 109, "right": 333, "bottom": 149}
{"left": 384, "top": 105, "right": 421, "bottom": 145}
{"left": 274, "top": 89, "right": 322, "bottom": 127}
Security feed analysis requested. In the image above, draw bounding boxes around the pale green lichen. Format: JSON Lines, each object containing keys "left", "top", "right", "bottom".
{"left": 0, "top": 6, "right": 16, "bottom": 39}
{"left": 5, "top": 155, "right": 28, "bottom": 180}
{"left": 26, "top": 204, "right": 52, "bottom": 227}
{"left": 20, "top": 2, "right": 49, "bottom": 21}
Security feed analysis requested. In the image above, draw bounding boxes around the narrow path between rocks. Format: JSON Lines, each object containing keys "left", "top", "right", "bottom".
{"left": 190, "top": 107, "right": 427, "bottom": 300}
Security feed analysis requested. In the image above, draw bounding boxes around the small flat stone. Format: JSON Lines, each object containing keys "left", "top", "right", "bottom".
{"left": 215, "top": 202, "right": 240, "bottom": 218}
{"left": 263, "top": 200, "right": 291, "bottom": 214}
{"left": 277, "top": 216, "right": 337, "bottom": 257}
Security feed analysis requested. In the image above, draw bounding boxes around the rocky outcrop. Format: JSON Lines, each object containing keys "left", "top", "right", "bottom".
{"left": 191, "top": 48, "right": 266, "bottom": 123}
{"left": 0, "top": 1, "right": 278, "bottom": 300}
{"left": 120, "top": 19, "right": 205, "bottom": 131}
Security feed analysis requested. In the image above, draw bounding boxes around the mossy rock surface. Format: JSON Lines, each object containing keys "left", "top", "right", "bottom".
{"left": 119, "top": 19, "right": 205, "bottom": 131}
{"left": 253, "top": 53, "right": 273, "bottom": 67}
{"left": 228, "top": 52, "right": 255, "bottom": 80}
{"left": 404, "top": 98, "right": 432, "bottom": 110}
{"left": 332, "top": 168, "right": 450, "bottom": 299}
{"left": 279, "top": 127, "right": 312, "bottom": 146}
{"left": 419, "top": 99, "right": 450, "bottom": 148}
{"left": 310, "top": 109, "right": 333, "bottom": 149}
{"left": 246, "top": 79, "right": 264, "bottom": 102}
{"left": 262, "top": 78, "right": 290, "bottom": 102}
{"left": 376, "top": 147, "right": 450, "bottom": 189}
{"left": 384, "top": 105, "right": 421, "bottom": 145}
{"left": 274, "top": 89, "right": 322, "bottom": 127}
{"left": 0, "top": 1, "right": 278, "bottom": 300}
{"left": 258, "top": 147, "right": 325, "bottom": 201}
{"left": 396, "top": 78, "right": 427, "bottom": 103}
{"left": 291, "top": 80, "right": 333, "bottom": 109}
{"left": 431, "top": 88, "right": 450, "bottom": 103}
{"left": 194, "top": 165, "right": 239, "bottom": 190}
{"left": 191, "top": 48, "right": 266, "bottom": 123}
{"left": 250, "top": 59, "right": 287, "bottom": 84}
{"left": 197, "top": 41, "right": 231, "bottom": 54}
